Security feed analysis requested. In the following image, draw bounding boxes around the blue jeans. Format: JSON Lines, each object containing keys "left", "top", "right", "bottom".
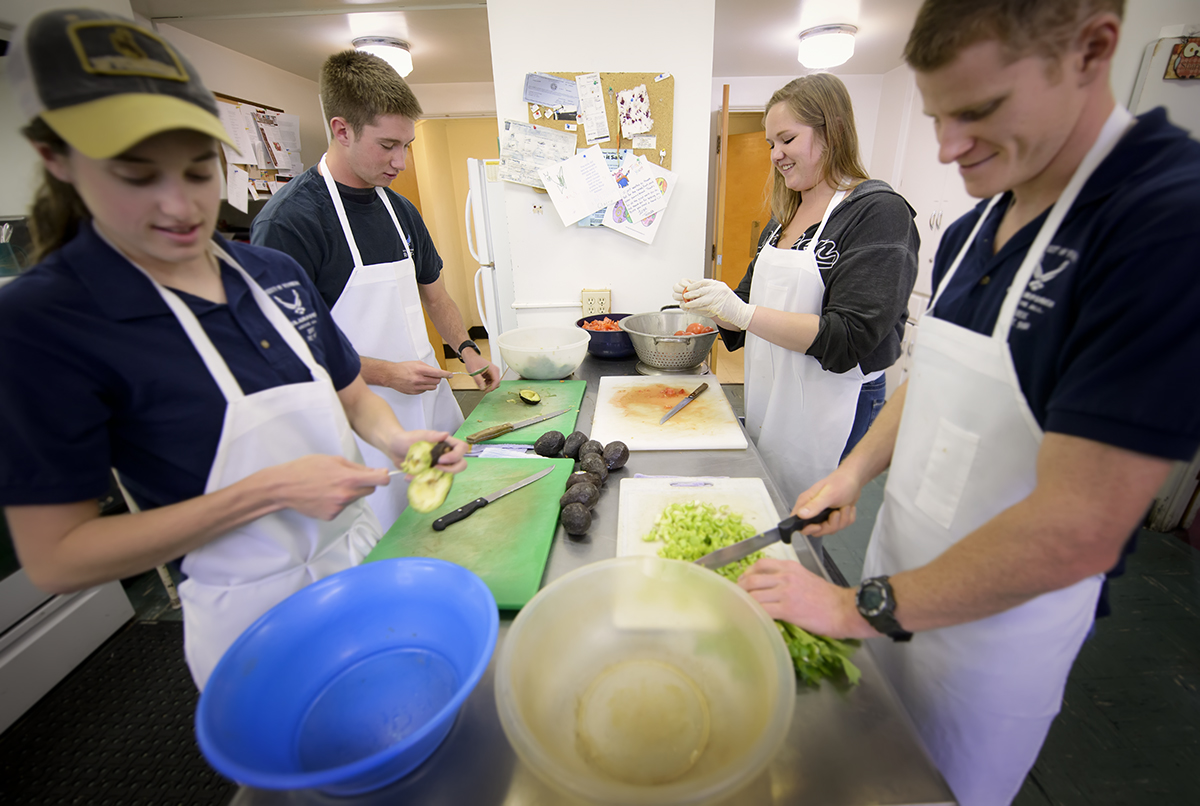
{"left": 840, "top": 375, "right": 887, "bottom": 463}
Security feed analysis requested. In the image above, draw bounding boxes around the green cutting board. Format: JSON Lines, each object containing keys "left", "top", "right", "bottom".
{"left": 364, "top": 457, "right": 574, "bottom": 609}
{"left": 452, "top": 380, "right": 586, "bottom": 445}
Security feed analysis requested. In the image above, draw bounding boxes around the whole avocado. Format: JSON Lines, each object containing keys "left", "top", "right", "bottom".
{"left": 602, "top": 441, "right": 630, "bottom": 470}
{"left": 565, "top": 470, "right": 603, "bottom": 488}
{"left": 562, "top": 431, "right": 588, "bottom": 459}
{"left": 578, "top": 453, "right": 608, "bottom": 484}
{"left": 579, "top": 439, "right": 604, "bottom": 459}
{"left": 560, "top": 502, "right": 592, "bottom": 536}
{"left": 560, "top": 481, "right": 599, "bottom": 510}
{"left": 534, "top": 430, "right": 566, "bottom": 457}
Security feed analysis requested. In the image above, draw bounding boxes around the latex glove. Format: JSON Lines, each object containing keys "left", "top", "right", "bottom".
{"left": 671, "top": 278, "right": 695, "bottom": 305}
{"left": 680, "top": 279, "right": 756, "bottom": 331}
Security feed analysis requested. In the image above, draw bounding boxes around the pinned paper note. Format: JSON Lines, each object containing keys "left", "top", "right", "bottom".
{"left": 603, "top": 156, "right": 677, "bottom": 245}
{"left": 226, "top": 163, "right": 249, "bottom": 213}
{"left": 575, "top": 72, "right": 611, "bottom": 145}
{"left": 631, "top": 135, "right": 657, "bottom": 150}
{"left": 538, "top": 145, "right": 622, "bottom": 227}
{"left": 617, "top": 84, "right": 653, "bottom": 138}
{"left": 498, "top": 120, "right": 578, "bottom": 188}
{"left": 613, "top": 155, "right": 668, "bottom": 222}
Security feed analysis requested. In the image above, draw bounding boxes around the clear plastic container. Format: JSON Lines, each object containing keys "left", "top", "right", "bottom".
{"left": 496, "top": 325, "right": 590, "bottom": 379}
{"left": 495, "top": 556, "right": 794, "bottom": 805}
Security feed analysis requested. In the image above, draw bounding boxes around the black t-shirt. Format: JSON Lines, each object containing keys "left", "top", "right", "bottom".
{"left": 250, "top": 164, "right": 442, "bottom": 310}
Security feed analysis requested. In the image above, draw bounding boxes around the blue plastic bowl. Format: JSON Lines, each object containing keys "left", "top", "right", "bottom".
{"left": 577, "top": 313, "right": 636, "bottom": 358}
{"left": 195, "top": 558, "right": 498, "bottom": 796}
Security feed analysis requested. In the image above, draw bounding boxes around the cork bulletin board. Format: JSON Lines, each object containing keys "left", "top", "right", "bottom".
{"left": 526, "top": 71, "right": 674, "bottom": 170}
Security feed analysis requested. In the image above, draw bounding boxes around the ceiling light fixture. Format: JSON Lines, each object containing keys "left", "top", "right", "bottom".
{"left": 352, "top": 35, "right": 413, "bottom": 78}
{"left": 797, "top": 24, "right": 858, "bottom": 69}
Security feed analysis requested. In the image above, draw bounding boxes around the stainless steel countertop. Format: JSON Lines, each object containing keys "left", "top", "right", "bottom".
{"left": 232, "top": 355, "right": 955, "bottom": 806}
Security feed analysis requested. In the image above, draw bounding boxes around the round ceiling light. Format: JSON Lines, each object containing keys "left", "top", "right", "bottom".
{"left": 797, "top": 24, "right": 858, "bottom": 69}
{"left": 352, "top": 36, "right": 413, "bottom": 78}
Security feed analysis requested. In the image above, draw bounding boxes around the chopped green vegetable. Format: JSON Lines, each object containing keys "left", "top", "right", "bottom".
{"left": 644, "top": 501, "right": 861, "bottom": 688}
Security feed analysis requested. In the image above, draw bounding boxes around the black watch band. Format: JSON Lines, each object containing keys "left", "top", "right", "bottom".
{"left": 457, "top": 339, "right": 480, "bottom": 359}
{"left": 856, "top": 576, "right": 913, "bottom": 642}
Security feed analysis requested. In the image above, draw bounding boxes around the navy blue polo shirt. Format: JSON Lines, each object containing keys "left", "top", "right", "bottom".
{"left": 930, "top": 108, "right": 1200, "bottom": 462}
{"left": 0, "top": 224, "right": 361, "bottom": 511}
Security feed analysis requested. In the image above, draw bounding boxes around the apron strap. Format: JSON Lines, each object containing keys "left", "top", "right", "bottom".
{"left": 800, "top": 188, "right": 848, "bottom": 253}
{"left": 928, "top": 195, "right": 1003, "bottom": 312}
{"left": 991, "top": 105, "right": 1133, "bottom": 340}
{"left": 208, "top": 241, "right": 331, "bottom": 386}
{"left": 318, "top": 153, "right": 410, "bottom": 269}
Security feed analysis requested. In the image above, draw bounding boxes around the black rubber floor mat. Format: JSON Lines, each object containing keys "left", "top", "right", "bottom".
{"left": 0, "top": 621, "right": 236, "bottom": 806}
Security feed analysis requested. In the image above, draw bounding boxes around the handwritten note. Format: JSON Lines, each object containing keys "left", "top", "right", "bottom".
{"left": 603, "top": 156, "right": 677, "bottom": 245}
{"left": 538, "top": 146, "right": 622, "bottom": 227}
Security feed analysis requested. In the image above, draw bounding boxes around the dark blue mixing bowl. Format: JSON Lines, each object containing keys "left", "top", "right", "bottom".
{"left": 576, "top": 313, "right": 636, "bottom": 359}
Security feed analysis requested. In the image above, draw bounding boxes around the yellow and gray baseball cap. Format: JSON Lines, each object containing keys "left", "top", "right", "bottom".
{"left": 5, "top": 8, "right": 235, "bottom": 158}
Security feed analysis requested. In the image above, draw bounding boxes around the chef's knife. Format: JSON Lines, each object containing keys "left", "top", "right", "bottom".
{"left": 432, "top": 466, "right": 555, "bottom": 531}
{"left": 464, "top": 407, "right": 572, "bottom": 444}
{"left": 659, "top": 383, "right": 708, "bottom": 424}
{"left": 693, "top": 508, "right": 833, "bottom": 569}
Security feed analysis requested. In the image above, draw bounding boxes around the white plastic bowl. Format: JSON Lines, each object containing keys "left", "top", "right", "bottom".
{"left": 496, "top": 326, "right": 589, "bottom": 380}
{"left": 495, "top": 556, "right": 795, "bottom": 805}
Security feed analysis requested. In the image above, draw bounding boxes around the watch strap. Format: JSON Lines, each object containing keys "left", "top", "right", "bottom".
{"left": 457, "top": 339, "right": 480, "bottom": 359}
{"left": 857, "top": 576, "right": 913, "bottom": 642}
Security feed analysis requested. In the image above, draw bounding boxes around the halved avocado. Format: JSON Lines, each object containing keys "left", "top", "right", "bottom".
{"left": 399, "top": 440, "right": 452, "bottom": 475}
{"left": 519, "top": 389, "right": 541, "bottom": 405}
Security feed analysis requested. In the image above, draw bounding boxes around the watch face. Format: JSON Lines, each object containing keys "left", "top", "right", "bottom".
{"left": 859, "top": 581, "right": 886, "bottom": 616}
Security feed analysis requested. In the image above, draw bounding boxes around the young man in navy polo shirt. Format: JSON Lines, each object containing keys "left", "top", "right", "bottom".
{"left": 734, "top": 2, "right": 1200, "bottom": 804}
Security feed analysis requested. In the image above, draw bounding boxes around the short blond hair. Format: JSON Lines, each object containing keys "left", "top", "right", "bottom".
{"left": 905, "top": 0, "right": 1125, "bottom": 70}
{"left": 764, "top": 73, "right": 869, "bottom": 227}
{"left": 320, "top": 50, "right": 422, "bottom": 135}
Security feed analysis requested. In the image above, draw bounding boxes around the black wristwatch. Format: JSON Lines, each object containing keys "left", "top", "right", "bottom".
{"left": 856, "top": 576, "right": 913, "bottom": 642}
{"left": 456, "top": 339, "right": 480, "bottom": 360}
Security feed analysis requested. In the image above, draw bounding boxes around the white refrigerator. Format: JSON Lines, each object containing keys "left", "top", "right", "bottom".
{"left": 465, "top": 158, "right": 519, "bottom": 377}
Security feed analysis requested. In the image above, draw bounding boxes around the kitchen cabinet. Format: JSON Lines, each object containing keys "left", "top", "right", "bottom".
{"left": 232, "top": 355, "right": 955, "bottom": 806}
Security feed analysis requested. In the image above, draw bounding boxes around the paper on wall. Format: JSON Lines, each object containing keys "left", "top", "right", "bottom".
{"left": 226, "top": 163, "right": 249, "bottom": 213}
{"left": 538, "top": 146, "right": 621, "bottom": 227}
{"left": 602, "top": 156, "right": 676, "bottom": 245}
{"left": 614, "top": 155, "right": 668, "bottom": 222}
{"left": 616, "top": 84, "right": 653, "bottom": 138}
{"left": 498, "top": 120, "right": 578, "bottom": 188}
{"left": 274, "top": 113, "right": 304, "bottom": 175}
{"left": 575, "top": 71, "right": 610, "bottom": 145}
{"left": 217, "top": 102, "right": 255, "bottom": 164}
{"left": 523, "top": 72, "right": 580, "bottom": 108}
{"left": 577, "top": 148, "right": 633, "bottom": 228}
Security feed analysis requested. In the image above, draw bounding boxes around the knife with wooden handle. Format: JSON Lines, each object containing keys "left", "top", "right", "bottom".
{"left": 464, "top": 407, "right": 572, "bottom": 444}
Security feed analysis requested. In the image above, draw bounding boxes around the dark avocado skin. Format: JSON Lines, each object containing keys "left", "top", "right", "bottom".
{"left": 563, "top": 431, "right": 588, "bottom": 459}
{"left": 602, "top": 441, "right": 629, "bottom": 470}
{"left": 560, "top": 502, "right": 591, "bottom": 535}
{"left": 534, "top": 430, "right": 566, "bottom": 457}
{"left": 560, "top": 482, "right": 599, "bottom": 510}
{"left": 578, "top": 453, "right": 608, "bottom": 484}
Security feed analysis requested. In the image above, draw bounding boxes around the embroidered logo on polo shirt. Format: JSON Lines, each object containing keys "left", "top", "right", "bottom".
{"left": 1014, "top": 243, "right": 1078, "bottom": 331}
{"left": 272, "top": 289, "right": 307, "bottom": 316}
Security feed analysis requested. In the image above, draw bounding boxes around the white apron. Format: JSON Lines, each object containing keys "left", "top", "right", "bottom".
{"left": 319, "top": 155, "right": 463, "bottom": 528}
{"left": 862, "top": 106, "right": 1134, "bottom": 806}
{"left": 132, "top": 242, "right": 382, "bottom": 690}
{"left": 745, "top": 189, "right": 876, "bottom": 497}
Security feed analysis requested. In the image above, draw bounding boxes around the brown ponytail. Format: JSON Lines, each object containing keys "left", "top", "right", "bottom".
{"left": 21, "top": 118, "right": 91, "bottom": 264}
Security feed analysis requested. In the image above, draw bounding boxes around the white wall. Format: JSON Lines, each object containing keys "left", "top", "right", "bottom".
{"left": 152, "top": 24, "right": 325, "bottom": 172}
{"left": 1112, "top": 0, "right": 1199, "bottom": 106}
{"left": 487, "top": 0, "right": 716, "bottom": 327}
{"left": 0, "top": 0, "right": 135, "bottom": 216}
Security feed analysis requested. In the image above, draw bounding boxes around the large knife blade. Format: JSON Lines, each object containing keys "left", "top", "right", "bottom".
{"left": 464, "top": 407, "right": 572, "bottom": 444}
{"left": 432, "top": 466, "right": 555, "bottom": 531}
{"left": 693, "top": 508, "right": 833, "bottom": 569}
{"left": 659, "top": 383, "right": 708, "bottom": 424}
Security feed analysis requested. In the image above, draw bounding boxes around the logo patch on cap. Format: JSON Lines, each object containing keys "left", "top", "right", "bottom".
{"left": 67, "top": 21, "right": 188, "bottom": 82}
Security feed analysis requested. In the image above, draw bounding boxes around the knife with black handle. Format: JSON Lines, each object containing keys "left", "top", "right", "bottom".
{"left": 693, "top": 508, "right": 833, "bottom": 569}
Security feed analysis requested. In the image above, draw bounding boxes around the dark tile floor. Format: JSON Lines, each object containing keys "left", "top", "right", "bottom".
{"left": 69, "top": 386, "right": 1200, "bottom": 804}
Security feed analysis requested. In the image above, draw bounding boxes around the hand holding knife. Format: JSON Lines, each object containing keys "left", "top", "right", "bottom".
{"left": 694, "top": 508, "right": 833, "bottom": 569}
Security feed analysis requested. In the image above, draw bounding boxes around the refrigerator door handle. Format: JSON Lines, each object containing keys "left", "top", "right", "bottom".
{"left": 474, "top": 266, "right": 489, "bottom": 331}
{"left": 465, "top": 188, "right": 483, "bottom": 266}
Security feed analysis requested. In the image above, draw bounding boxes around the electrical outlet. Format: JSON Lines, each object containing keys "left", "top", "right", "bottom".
{"left": 581, "top": 289, "right": 611, "bottom": 316}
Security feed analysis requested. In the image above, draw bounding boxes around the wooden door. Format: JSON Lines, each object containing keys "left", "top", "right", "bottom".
{"left": 721, "top": 131, "right": 773, "bottom": 290}
{"left": 388, "top": 161, "right": 448, "bottom": 369}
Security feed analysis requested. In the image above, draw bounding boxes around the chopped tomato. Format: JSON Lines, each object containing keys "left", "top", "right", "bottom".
{"left": 685, "top": 323, "right": 715, "bottom": 334}
{"left": 583, "top": 317, "right": 623, "bottom": 331}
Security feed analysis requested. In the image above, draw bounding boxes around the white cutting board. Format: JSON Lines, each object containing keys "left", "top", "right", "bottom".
{"left": 616, "top": 477, "right": 798, "bottom": 564}
{"left": 590, "top": 375, "right": 747, "bottom": 451}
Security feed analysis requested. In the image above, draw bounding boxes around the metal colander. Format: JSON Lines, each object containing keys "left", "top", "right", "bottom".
{"left": 619, "top": 310, "right": 720, "bottom": 370}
